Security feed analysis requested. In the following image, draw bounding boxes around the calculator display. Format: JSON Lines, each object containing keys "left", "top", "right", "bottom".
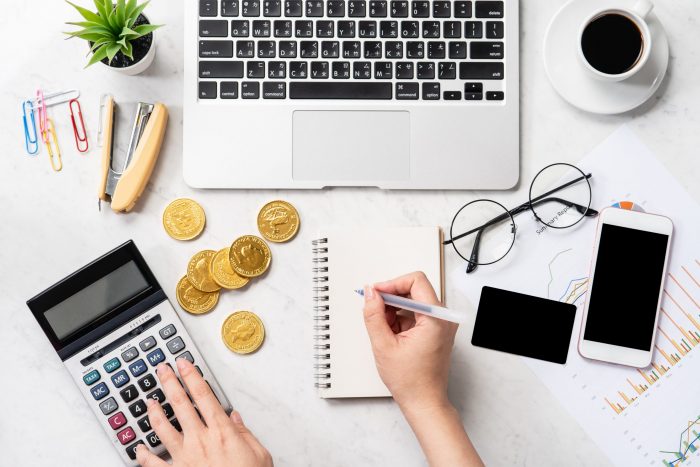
{"left": 44, "top": 261, "right": 149, "bottom": 340}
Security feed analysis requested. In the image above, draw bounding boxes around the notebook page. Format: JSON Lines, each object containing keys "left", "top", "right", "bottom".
{"left": 317, "top": 227, "right": 442, "bottom": 398}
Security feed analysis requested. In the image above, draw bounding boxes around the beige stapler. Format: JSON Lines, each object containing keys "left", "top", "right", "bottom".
{"left": 98, "top": 95, "right": 168, "bottom": 213}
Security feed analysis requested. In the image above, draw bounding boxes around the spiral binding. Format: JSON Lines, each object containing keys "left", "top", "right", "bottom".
{"left": 313, "top": 238, "right": 331, "bottom": 389}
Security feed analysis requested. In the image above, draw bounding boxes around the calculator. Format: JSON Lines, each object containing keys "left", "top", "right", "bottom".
{"left": 27, "top": 240, "right": 232, "bottom": 465}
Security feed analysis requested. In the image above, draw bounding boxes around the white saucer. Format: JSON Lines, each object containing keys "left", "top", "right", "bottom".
{"left": 543, "top": 0, "right": 669, "bottom": 115}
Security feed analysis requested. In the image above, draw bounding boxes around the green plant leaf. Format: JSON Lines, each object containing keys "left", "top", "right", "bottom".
{"left": 122, "top": 40, "right": 134, "bottom": 59}
{"left": 125, "top": 0, "right": 137, "bottom": 18}
{"left": 127, "top": 0, "right": 150, "bottom": 27}
{"left": 66, "top": 1, "right": 102, "bottom": 22}
{"left": 132, "top": 23, "right": 161, "bottom": 36}
{"left": 93, "top": 0, "right": 108, "bottom": 19}
{"left": 116, "top": 0, "right": 126, "bottom": 26}
{"left": 106, "top": 5, "right": 122, "bottom": 34}
{"left": 120, "top": 26, "right": 140, "bottom": 39}
{"left": 86, "top": 44, "right": 109, "bottom": 67}
{"left": 106, "top": 42, "right": 122, "bottom": 62}
{"left": 116, "top": 36, "right": 128, "bottom": 47}
{"left": 65, "top": 25, "right": 114, "bottom": 38}
{"left": 91, "top": 37, "right": 113, "bottom": 51}
{"left": 64, "top": 31, "right": 110, "bottom": 42}
{"left": 66, "top": 20, "right": 104, "bottom": 28}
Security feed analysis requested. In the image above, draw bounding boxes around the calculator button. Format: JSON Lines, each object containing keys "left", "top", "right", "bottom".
{"left": 146, "top": 431, "right": 162, "bottom": 447}
{"left": 137, "top": 415, "right": 152, "bottom": 433}
{"left": 139, "top": 336, "right": 157, "bottom": 351}
{"left": 90, "top": 382, "right": 110, "bottom": 400}
{"left": 103, "top": 357, "right": 121, "bottom": 373}
{"left": 110, "top": 370, "right": 130, "bottom": 388}
{"left": 107, "top": 411, "right": 127, "bottom": 430}
{"left": 83, "top": 370, "right": 100, "bottom": 385}
{"left": 146, "top": 348, "right": 166, "bottom": 366}
{"left": 195, "top": 365, "right": 204, "bottom": 376}
{"left": 159, "top": 324, "right": 177, "bottom": 339}
{"left": 176, "top": 351, "right": 195, "bottom": 364}
{"left": 146, "top": 388, "right": 166, "bottom": 404}
{"left": 117, "top": 426, "right": 137, "bottom": 445}
{"left": 129, "top": 399, "right": 147, "bottom": 418}
{"left": 162, "top": 403, "right": 175, "bottom": 418}
{"left": 99, "top": 397, "right": 118, "bottom": 415}
{"left": 119, "top": 384, "right": 139, "bottom": 403}
{"left": 138, "top": 374, "right": 158, "bottom": 392}
{"left": 171, "top": 418, "right": 182, "bottom": 432}
{"left": 166, "top": 337, "right": 187, "bottom": 355}
{"left": 121, "top": 347, "right": 139, "bottom": 362}
{"left": 125, "top": 440, "right": 145, "bottom": 460}
{"left": 129, "top": 359, "right": 148, "bottom": 377}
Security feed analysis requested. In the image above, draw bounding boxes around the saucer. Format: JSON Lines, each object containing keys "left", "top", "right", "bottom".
{"left": 543, "top": 0, "right": 669, "bottom": 115}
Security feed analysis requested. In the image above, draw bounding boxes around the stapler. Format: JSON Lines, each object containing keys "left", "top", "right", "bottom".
{"left": 98, "top": 95, "right": 168, "bottom": 213}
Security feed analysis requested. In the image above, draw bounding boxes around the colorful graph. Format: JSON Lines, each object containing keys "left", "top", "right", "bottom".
{"left": 612, "top": 200, "right": 646, "bottom": 212}
{"left": 660, "top": 416, "right": 700, "bottom": 466}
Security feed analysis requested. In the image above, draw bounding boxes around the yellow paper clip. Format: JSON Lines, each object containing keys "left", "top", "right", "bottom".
{"left": 43, "top": 118, "right": 62, "bottom": 172}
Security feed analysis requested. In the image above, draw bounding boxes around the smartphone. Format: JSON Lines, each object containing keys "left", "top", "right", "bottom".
{"left": 578, "top": 207, "right": 673, "bottom": 367}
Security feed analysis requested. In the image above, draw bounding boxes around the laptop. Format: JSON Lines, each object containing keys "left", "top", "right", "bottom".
{"left": 183, "top": 1, "right": 519, "bottom": 189}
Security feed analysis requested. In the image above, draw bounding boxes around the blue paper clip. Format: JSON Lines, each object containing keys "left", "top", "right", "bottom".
{"left": 22, "top": 100, "right": 39, "bottom": 155}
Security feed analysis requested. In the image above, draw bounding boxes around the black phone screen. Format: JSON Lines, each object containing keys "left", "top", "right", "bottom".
{"left": 583, "top": 223, "right": 670, "bottom": 351}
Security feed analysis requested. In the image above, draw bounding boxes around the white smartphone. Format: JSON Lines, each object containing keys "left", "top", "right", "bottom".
{"left": 578, "top": 207, "right": 673, "bottom": 367}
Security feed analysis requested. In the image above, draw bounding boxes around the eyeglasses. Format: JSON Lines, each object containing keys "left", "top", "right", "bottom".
{"left": 444, "top": 163, "right": 599, "bottom": 274}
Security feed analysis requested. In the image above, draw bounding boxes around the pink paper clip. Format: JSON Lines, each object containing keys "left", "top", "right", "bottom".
{"left": 36, "top": 89, "right": 48, "bottom": 143}
{"left": 69, "top": 98, "right": 89, "bottom": 153}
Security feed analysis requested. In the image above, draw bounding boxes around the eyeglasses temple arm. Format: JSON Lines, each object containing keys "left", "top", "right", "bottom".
{"left": 466, "top": 229, "right": 483, "bottom": 273}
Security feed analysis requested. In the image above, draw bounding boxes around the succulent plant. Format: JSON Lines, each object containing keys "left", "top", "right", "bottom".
{"left": 65, "top": 0, "right": 162, "bottom": 67}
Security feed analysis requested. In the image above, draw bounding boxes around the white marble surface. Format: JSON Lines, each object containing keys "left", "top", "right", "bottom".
{"left": 1, "top": 1, "right": 699, "bottom": 466}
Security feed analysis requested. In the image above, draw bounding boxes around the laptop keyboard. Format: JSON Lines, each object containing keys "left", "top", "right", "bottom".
{"left": 197, "top": 1, "right": 507, "bottom": 101}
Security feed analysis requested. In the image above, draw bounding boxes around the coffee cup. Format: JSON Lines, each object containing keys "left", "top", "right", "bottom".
{"left": 578, "top": 0, "right": 654, "bottom": 82}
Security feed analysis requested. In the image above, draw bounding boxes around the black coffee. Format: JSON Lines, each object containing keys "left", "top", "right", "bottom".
{"left": 581, "top": 13, "right": 644, "bottom": 75}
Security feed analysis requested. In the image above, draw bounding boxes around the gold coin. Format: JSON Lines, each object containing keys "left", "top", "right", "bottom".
{"left": 176, "top": 276, "right": 219, "bottom": 314}
{"left": 210, "top": 247, "right": 250, "bottom": 289}
{"left": 187, "top": 250, "right": 222, "bottom": 293}
{"left": 221, "top": 311, "right": 265, "bottom": 354}
{"left": 229, "top": 235, "right": 272, "bottom": 278}
{"left": 257, "top": 200, "right": 300, "bottom": 243}
{"left": 162, "top": 198, "right": 206, "bottom": 241}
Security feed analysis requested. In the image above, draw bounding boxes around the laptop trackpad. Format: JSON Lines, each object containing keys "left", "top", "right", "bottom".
{"left": 292, "top": 111, "right": 410, "bottom": 182}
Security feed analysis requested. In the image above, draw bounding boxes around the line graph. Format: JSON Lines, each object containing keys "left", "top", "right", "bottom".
{"left": 660, "top": 416, "right": 700, "bottom": 466}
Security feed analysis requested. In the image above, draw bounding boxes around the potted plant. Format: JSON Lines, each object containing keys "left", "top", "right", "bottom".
{"left": 65, "top": 0, "right": 162, "bottom": 75}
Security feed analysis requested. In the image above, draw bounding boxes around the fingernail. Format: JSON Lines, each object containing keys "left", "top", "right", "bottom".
{"left": 232, "top": 411, "right": 243, "bottom": 424}
{"left": 176, "top": 357, "right": 189, "bottom": 371}
{"left": 364, "top": 285, "right": 375, "bottom": 300}
{"left": 136, "top": 444, "right": 146, "bottom": 453}
{"left": 146, "top": 398, "right": 157, "bottom": 407}
{"left": 156, "top": 363, "right": 167, "bottom": 375}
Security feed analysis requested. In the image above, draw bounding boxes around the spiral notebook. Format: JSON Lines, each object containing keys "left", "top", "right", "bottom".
{"left": 313, "top": 227, "right": 444, "bottom": 398}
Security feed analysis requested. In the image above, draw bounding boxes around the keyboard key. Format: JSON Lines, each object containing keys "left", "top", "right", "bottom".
{"left": 279, "top": 40, "right": 297, "bottom": 57}
{"left": 465, "top": 82, "right": 483, "bottom": 93}
{"left": 242, "top": 0, "right": 261, "bottom": 16}
{"left": 171, "top": 418, "right": 183, "bottom": 432}
{"left": 274, "top": 19, "right": 292, "bottom": 36}
{"left": 487, "top": 91, "right": 504, "bottom": 100}
{"left": 411, "top": 1, "right": 429, "bottom": 17}
{"left": 289, "top": 82, "right": 392, "bottom": 99}
{"left": 146, "top": 431, "right": 162, "bottom": 448}
{"left": 237, "top": 40, "right": 255, "bottom": 57}
{"left": 401, "top": 20, "right": 419, "bottom": 38}
{"left": 83, "top": 369, "right": 100, "bottom": 385}
{"left": 343, "top": 41, "right": 361, "bottom": 58}
{"left": 332, "top": 61, "right": 351, "bottom": 78}
{"left": 108, "top": 412, "right": 127, "bottom": 430}
{"left": 159, "top": 324, "right": 177, "bottom": 340}
{"left": 200, "top": 0, "right": 218, "bottom": 17}
{"left": 306, "top": 1, "right": 323, "bottom": 16}
{"left": 231, "top": 19, "right": 250, "bottom": 36}
{"left": 444, "top": 21, "right": 461, "bottom": 38}
{"left": 353, "top": 61, "right": 372, "bottom": 78}
{"left": 311, "top": 61, "right": 329, "bottom": 78}
{"left": 364, "top": 41, "right": 382, "bottom": 58}
{"left": 374, "top": 62, "right": 392, "bottom": 79}
{"left": 391, "top": 1, "right": 409, "bottom": 17}
{"left": 220, "top": 81, "right": 238, "bottom": 98}
{"left": 396, "top": 82, "right": 418, "bottom": 99}
{"left": 111, "top": 370, "right": 130, "bottom": 388}
{"left": 380, "top": 21, "right": 398, "bottom": 38}
{"left": 91, "top": 382, "right": 110, "bottom": 400}
{"left": 337, "top": 20, "right": 356, "bottom": 37}
{"left": 422, "top": 82, "right": 440, "bottom": 100}
{"left": 433, "top": 1, "right": 451, "bottom": 18}
{"left": 199, "top": 40, "right": 234, "bottom": 58}
{"left": 427, "top": 41, "right": 445, "bottom": 59}
{"left": 348, "top": 1, "right": 367, "bottom": 17}
{"left": 455, "top": 1, "right": 472, "bottom": 18}
{"left": 327, "top": 0, "right": 346, "bottom": 16}
{"left": 444, "top": 91, "right": 462, "bottom": 100}
{"left": 459, "top": 62, "right": 504, "bottom": 79}
{"left": 465, "top": 92, "right": 483, "bottom": 100}
{"left": 129, "top": 399, "right": 148, "bottom": 418}
{"left": 417, "top": 61, "right": 435, "bottom": 79}
{"left": 464, "top": 21, "right": 483, "bottom": 38}
{"left": 199, "top": 81, "right": 217, "bottom": 99}
{"left": 321, "top": 41, "right": 340, "bottom": 58}
{"left": 369, "top": 1, "right": 387, "bottom": 17}
{"left": 448, "top": 41, "right": 467, "bottom": 59}
{"left": 139, "top": 337, "right": 156, "bottom": 352}
{"left": 406, "top": 41, "right": 424, "bottom": 58}
{"left": 200, "top": 60, "right": 244, "bottom": 77}
{"left": 117, "top": 426, "right": 137, "bottom": 445}
{"left": 438, "top": 62, "right": 457, "bottom": 79}
{"left": 252, "top": 20, "right": 271, "bottom": 36}
{"left": 422, "top": 21, "right": 440, "bottom": 39}
{"left": 138, "top": 374, "right": 157, "bottom": 392}
{"left": 300, "top": 41, "right": 318, "bottom": 58}
{"left": 263, "top": 82, "right": 287, "bottom": 98}
{"left": 128, "top": 359, "right": 148, "bottom": 377}
{"left": 358, "top": 21, "right": 377, "bottom": 38}
{"left": 126, "top": 440, "right": 145, "bottom": 460}
{"left": 146, "top": 388, "right": 166, "bottom": 404}
{"left": 222, "top": 0, "right": 240, "bottom": 16}
{"left": 476, "top": 1, "right": 504, "bottom": 18}
{"left": 104, "top": 357, "right": 121, "bottom": 373}
{"left": 258, "top": 40, "right": 276, "bottom": 57}
{"left": 146, "top": 348, "right": 166, "bottom": 367}
{"left": 316, "top": 20, "right": 334, "bottom": 37}
{"left": 285, "top": 0, "right": 302, "bottom": 16}
{"left": 470, "top": 41, "right": 504, "bottom": 59}
{"left": 162, "top": 403, "right": 175, "bottom": 419}
{"left": 120, "top": 384, "right": 138, "bottom": 403}
{"left": 263, "top": 0, "right": 281, "bottom": 16}
{"left": 295, "top": 20, "right": 313, "bottom": 37}
{"left": 290, "top": 61, "right": 308, "bottom": 78}
{"left": 385, "top": 41, "right": 403, "bottom": 58}
{"left": 99, "top": 397, "right": 118, "bottom": 415}
{"left": 195, "top": 366, "right": 204, "bottom": 377}
{"left": 137, "top": 415, "right": 151, "bottom": 433}
{"left": 199, "top": 19, "right": 228, "bottom": 37}
{"left": 395, "top": 61, "right": 414, "bottom": 79}
{"left": 241, "top": 82, "right": 260, "bottom": 98}
{"left": 486, "top": 21, "right": 504, "bottom": 38}
{"left": 268, "top": 61, "right": 287, "bottom": 78}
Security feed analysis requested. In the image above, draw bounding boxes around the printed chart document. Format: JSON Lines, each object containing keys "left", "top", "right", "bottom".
{"left": 455, "top": 126, "right": 700, "bottom": 467}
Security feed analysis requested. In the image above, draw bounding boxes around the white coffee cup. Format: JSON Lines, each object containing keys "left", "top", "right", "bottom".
{"left": 578, "top": 0, "right": 654, "bottom": 82}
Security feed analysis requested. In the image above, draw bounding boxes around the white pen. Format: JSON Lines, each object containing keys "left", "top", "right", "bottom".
{"left": 354, "top": 289, "right": 465, "bottom": 324}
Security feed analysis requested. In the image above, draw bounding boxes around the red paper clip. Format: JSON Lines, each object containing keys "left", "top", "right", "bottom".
{"left": 69, "top": 98, "right": 89, "bottom": 153}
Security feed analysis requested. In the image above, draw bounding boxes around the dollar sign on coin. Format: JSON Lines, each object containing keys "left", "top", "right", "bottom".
{"left": 221, "top": 311, "right": 265, "bottom": 354}
{"left": 229, "top": 235, "right": 272, "bottom": 278}
{"left": 162, "top": 198, "right": 206, "bottom": 241}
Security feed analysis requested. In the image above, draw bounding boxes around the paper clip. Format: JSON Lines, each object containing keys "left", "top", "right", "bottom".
{"left": 70, "top": 98, "right": 89, "bottom": 153}
{"left": 22, "top": 100, "right": 39, "bottom": 155}
{"left": 44, "top": 118, "right": 62, "bottom": 172}
{"left": 33, "top": 89, "right": 80, "bottom": 108}
{"left": 36, "top": 89, "right": 48, "bottom": 143}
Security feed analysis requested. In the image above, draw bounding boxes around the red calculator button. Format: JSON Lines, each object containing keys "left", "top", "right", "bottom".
{"left": 108, "top": 412, "right": 127, "bottom": 430}
{"left": 117, "top": 426, "right": 136, "bottom": 445}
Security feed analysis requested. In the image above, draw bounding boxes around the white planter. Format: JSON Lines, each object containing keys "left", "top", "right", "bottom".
{"left": 101, "top": 36, "right": 156, "bottom": 75}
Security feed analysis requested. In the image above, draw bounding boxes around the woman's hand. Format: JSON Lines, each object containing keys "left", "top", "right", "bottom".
{"left": 136, "top": 358, "right": 272, "bottom": 467}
